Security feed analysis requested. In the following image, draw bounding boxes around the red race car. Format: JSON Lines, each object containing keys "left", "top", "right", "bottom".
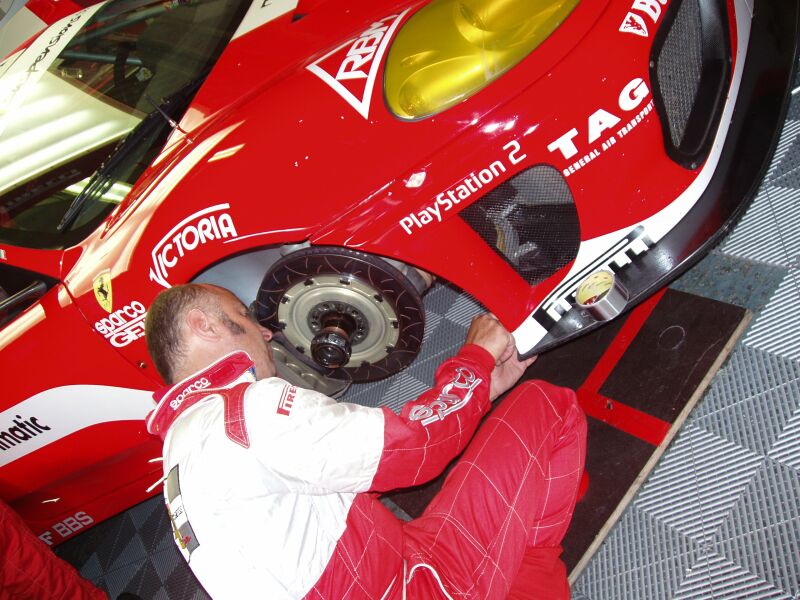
{"left": 0, "top": 0, "right": 797, "bottom": 543}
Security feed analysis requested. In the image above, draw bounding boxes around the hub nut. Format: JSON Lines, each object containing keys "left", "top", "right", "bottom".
{"left": 310, "top": 331, "right": 352, "bottom": 368}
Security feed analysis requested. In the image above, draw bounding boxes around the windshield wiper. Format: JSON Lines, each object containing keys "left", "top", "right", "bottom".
{"left": 56, "top": 129, "right": 144, "bottom": 233}
{"left": 57, "top": 75, "right": 205, "bottom": 233}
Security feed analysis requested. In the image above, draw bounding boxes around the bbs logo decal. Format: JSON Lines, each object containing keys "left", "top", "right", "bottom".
{"left": 95, "top": 301, "right": 147, "bottom": 348}
{"left": 619, "top": 0, "right": 668, "bottom": 38}
{"left": 307, "top": 10, "right": 409, "bottom": 119}
{"left": 150, "top": 204, "right": 238, "bottom": 288}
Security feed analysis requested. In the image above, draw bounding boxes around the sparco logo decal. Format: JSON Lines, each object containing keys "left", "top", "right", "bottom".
{"left": 0, "top": 415, "right": 51, "bottom": 451}
{"left": 619, "top": 0, "right": 668, "bottom": 37}
{"left": 150, "top": 204, "right": 238, "bottom": 288}
{"left": 94, "top": 301, "right": 147, "bottom": 348}
{"left": 170, "top": 377, "right": 212, "bottom": 410}
{"left": 306, "top": 10, "right": 409, "bottom": 119}
{"left": 409, "top": 368, "right": 482, "bottom": 426}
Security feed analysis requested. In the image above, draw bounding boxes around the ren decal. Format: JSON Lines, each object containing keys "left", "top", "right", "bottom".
{"left": 307, "top": 10, "right": 409, "bottom": 118}
{"left": 408, "top": 367, "right": 482, "bottom": 426}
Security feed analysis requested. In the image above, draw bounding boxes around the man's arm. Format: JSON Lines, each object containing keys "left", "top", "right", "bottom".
{"left": 369, "top": 314, "right": 535, "bottom": 491}
{"left": 244, "top": 315, "right": 531, "bottom": 494}
{"left": 368, "top": 342, "right": 496, "bottom": 491}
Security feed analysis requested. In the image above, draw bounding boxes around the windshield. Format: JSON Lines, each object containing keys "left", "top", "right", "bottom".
{"left": 0, "top": 0, "right": 249, "bottom": 249}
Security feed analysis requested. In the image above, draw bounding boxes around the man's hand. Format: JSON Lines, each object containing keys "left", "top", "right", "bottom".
{"left": 465, "top": 314, "right": 537, "bottom": 401}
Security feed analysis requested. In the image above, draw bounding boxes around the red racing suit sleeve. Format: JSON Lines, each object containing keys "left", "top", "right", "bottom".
{"left": 368, "top": 343, "right": 495, "bottom": 492}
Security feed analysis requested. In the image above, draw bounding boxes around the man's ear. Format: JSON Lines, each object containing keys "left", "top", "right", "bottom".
{"left": 185, "top": 307, "right": 221, "bottom": 342}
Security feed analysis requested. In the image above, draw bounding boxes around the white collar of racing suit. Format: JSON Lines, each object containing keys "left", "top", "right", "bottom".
{"left": 146, "top": 350, "right": 257, "bottom": 440}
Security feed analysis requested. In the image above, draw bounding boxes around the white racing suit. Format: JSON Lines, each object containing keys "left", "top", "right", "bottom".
{"left": 146, "top": 346, "right": 586, "bottom": 600}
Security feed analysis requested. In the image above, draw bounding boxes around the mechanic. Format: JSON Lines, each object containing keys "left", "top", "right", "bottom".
{"left": 144, "top": 283, "right": 586, "bottom": 599}
{"left": 0, "top": 498, "right": 141, "bottom": 599}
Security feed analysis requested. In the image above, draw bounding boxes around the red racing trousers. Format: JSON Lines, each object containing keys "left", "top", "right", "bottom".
{"left": 402, "top": 380, "right": 587, "bottom": 599}
{"left": 0, "top": 500, "right": 108, "bottom": 600}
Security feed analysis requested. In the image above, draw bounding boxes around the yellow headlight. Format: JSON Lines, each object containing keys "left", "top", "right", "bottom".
{"left": 384, "top": 0, "right": 579, "bottom": 120}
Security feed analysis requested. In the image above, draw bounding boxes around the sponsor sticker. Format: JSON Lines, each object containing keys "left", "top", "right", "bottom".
{"left": 276, "top": 384, "right": 297, "bottom": 416}
{"left": 169, "top": 377, "right": 212, "bottom": 410}
{"left": 38, "top": 512, "right": 94, "bottom": 546}
{"left": 94, "top": 300, "right": 147, "bottom": 348}
{"left": 149, "top": 204, "right": 238, "bottom": 288}
{"left": 0, "top": 5, "right": 104, "bottom": 137}
{"left": 93, "top": 270, "right": 113, "bottom": 313}
{"left": 619, "top": 0, "right": 669, "bottom": 37}
{"left": 399, "top": 140, "right": 526, "bottom": 235}
{"left": 547, "top": 77, "right": 653, "bottom": 177}
{"left": 0, "top": 385, "right": 154, "bottom": 467}
{"left": 0, "top": 415, "right": 51, "bottom": 452}
{"left": 307, "top": 10, "right": 409, "bottom": 118}
{"left": 166, "top": 465, "right": 200, "bottom": 561}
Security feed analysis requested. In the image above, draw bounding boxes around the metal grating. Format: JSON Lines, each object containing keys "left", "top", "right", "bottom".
{"left": 716, "top": 460, "right": 800, "bottom": 595}
{"left": 633, "top": 426, "right": 764, "bottom": 542}
{"left": 693, "top": 345, "right": 800, "bottom": 417}
{"left": 768, "top": 408, "right": 800, "bottom": 472}
{"left": 721, "top": 185, "right": 800, "bottom": 267}
{"left": 696, "top": 376, "right": 800, "bottom": 456}
{"left": 573, "top": 56, "right": 800, "bottom": 600}
{"left": 460, "top": 165, "right": 580, "bottom": 285}
{"left": 575, "top": 508, "right": 698, "bottom": 600}
{"left": 655, "top": 0, "right": 704, "bottom": 148}
{"left": 672, "top": 553, "right": 791, "bottom": 599}
{"left": 721, "top": 111, "right": 800, "bottom": 266}
{"left": 743, "top": 271, "right": 800, "bottom": 360}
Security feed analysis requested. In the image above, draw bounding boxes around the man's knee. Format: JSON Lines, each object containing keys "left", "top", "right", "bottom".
{"left": 507, "top": 380, "right": 582, "bottom": 419}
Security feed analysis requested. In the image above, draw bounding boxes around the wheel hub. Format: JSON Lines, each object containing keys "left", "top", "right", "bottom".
{"left": 310, "top": 310, "right": 358, "bottom": 368}
{"left": 276, "top": 275, "right": 400, "bottom": 370}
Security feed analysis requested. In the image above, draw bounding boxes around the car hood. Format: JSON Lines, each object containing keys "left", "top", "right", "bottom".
{"left": 116, "top": 0, "right": 595, "bottom": 246}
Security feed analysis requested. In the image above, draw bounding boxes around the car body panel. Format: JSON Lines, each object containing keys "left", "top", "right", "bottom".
{"left": 0, "top": 0, "right": 796, "bottom": 541}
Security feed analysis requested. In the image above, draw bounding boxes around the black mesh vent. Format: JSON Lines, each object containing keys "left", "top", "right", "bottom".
{"left": 651, "top": 0, "right": 731, "bottom": 168}
{"left": 655, "top": 0, "right": 703, "bottom": 148}
{"left": 460, "top": 166, "right": 580, "bottom": 285}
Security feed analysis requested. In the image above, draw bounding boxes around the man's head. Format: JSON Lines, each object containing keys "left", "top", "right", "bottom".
{"left": 145, "top": 283, "right": 276, "bottom": 384}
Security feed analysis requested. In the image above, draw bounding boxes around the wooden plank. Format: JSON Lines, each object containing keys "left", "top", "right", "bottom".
{"left": 567, "top": 310, "right": 750, "bottom": 582}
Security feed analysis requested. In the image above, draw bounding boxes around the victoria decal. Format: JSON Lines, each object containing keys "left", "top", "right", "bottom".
{"left": 150, "top": 204, "right": 238, "bottom": 288}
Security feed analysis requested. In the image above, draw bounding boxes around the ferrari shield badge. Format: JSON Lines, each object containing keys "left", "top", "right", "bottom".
{"left": 93, "top": 270, "right": 113, "bottom": 313}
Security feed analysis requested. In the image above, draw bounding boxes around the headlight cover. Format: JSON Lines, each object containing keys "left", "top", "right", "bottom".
{"left": 384, "top": 0, "right": 580, "bottom": 120}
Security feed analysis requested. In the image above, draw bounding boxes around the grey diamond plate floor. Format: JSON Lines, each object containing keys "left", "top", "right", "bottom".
{"left": 572, "top": 72, "right": 800, "bottom": 600}
{"left": 57, "top": 67, "right": 800, "bottom": 600}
